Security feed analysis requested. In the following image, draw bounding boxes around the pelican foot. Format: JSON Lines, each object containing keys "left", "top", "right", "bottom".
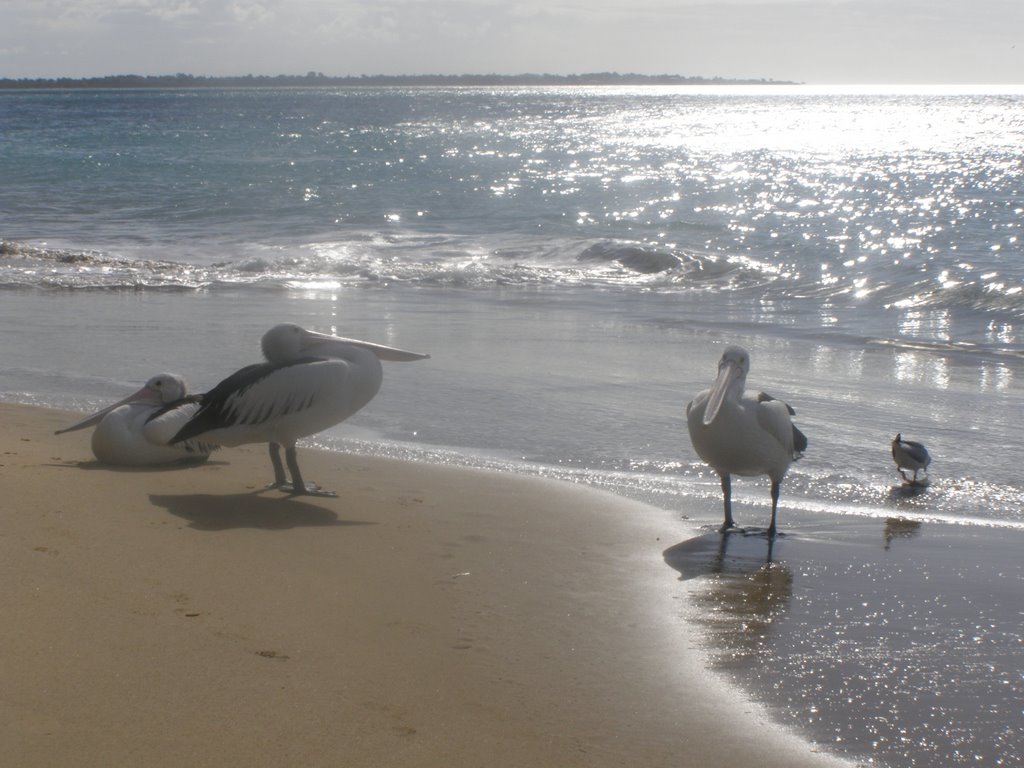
{"left": 281, "top": 481, "right": 338, "bottom": 498}
{"left": 721, "top": 524, "right": 747, "bottom": 534}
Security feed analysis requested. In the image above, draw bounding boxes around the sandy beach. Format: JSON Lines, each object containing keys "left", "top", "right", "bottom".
{"left": 0, "top": 403, "right": 850, "bottom": 768}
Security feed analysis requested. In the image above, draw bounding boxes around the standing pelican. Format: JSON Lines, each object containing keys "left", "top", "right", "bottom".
{"left": 686, "top": 346, "right": 807, "bottom": 536}
{"left": 892, "top": 433, "right": 931, "bottom": 486}
{"left": 171, "top": 323, "right": 429, "bottom": 496}
{"left": 55, "top": 373, "right": 213, "bottom": 466}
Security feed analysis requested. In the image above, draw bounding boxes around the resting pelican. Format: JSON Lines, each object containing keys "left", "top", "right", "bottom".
{"left": 892, "top": 433, "right": 931, "bottom": 486}
{"left": 686, "top": 346, "right": 807, "bottom": 536}
{"left": 171, "top": 323, "right": 429, "bottom": 496}
{"left": 55, "top": 373, "right": 213, "bottom": 466}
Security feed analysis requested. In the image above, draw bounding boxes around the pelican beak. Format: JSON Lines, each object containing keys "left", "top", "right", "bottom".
{"left": 702, "top": 359, "right": 742, "bottom": 426}
{"left": 54, "top": 384, "right": 163, "bottom": 435}
{"left": 300, "top": 328, "right": 430, "bottom": 362}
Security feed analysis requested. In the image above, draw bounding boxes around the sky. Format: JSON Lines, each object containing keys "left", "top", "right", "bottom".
{"left": 0, "top": 0, "right": 1022, "bottom": 84}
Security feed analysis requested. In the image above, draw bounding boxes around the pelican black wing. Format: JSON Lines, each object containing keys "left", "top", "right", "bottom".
{"left": 758, "top": 391, "right": 807, "bottom": 456}
{"left": 758, "top": 391, "right": 796, "bottom": 416}
{"left": 169, "top": 361, "right": 279, "bottom": 444}
{"left": 793, "top": 425, "right": 809, "bottom": 455}
{"left": 169, "top": 358, "right": 328, "bottom": 444}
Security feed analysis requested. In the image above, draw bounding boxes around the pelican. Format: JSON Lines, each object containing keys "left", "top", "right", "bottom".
{"left": 686, "top": 346, "right": 807, "bottom": 536}
{"left": 170, "top": 323, "right": 429, "bottom": 496}
{"left": 55, "top": 373, "right": 213, "bottom": 466}
{"left": 892, "top": 433, "right": 931, "bottom": 486}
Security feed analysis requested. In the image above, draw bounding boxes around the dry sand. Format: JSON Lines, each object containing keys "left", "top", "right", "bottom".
{"left": 1, "top": 403, "right": 849, "bottom": 768}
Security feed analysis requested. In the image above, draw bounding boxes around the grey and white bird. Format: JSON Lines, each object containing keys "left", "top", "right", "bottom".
{"left": 892, "top": 433, "right": 931, "bottom": 486}
{"left": 170, "top": 323, "right": 429, "bottom": 496}
{"left": 686, "top": 345, "right": 807, "bottom": 536}
{"left": 55, "top": 373, "right": 213, "bottom": 466}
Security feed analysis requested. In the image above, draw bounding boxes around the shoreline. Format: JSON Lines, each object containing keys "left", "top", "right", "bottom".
{"left": 1, "top": 403, "right": 848, "bottom": 768}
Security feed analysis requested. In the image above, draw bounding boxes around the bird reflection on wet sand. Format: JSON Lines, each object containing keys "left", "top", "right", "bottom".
{"left": 883, "top": 517, "right": 922, "bottom": 551}
{"left": 664, "top": 530, "right": 793, "bottom": 667}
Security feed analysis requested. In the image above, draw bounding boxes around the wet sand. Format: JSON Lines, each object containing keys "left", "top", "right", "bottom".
{"left": 1, "top": 403, "right": 848, "bottom": 768}
{"left": 664, "top": 511, "right": 1024, "bottom": 767}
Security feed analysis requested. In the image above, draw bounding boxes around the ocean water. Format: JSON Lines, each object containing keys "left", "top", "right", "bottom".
{"left": 2, "top": 85, "right": 1023, "bottom": 766}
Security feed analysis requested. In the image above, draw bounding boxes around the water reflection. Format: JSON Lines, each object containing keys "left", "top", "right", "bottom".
{"left": 882, "top": 516, "right": 923, "bottom": 551}
{"left": 978, "top": 361, "right": 1014, "bottom": 392}
{"left": 898, "top": 308, "right": 952, "bottom": 342}
{"left": 985, "top": 319, "right": 1017, "bottom": 346}
{"left": 809, "top": 344, "right": 864, "bottom": 385}
{"left": 663, "top": 531, "right": 793, "bottom": 666}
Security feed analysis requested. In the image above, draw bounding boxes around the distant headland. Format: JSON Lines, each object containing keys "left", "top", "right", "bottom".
{"left": 0, "top": 72, "right": 799, "bottom": 89}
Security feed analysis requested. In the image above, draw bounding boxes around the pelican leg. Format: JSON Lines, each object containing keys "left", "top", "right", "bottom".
{"left": 266, "top": 443, "right": 288, "bottom": 488}
{"left": 284, "top": 446, "right": 338, "bottom": 498}
{"left": 720, "top": 474, "right": 736, "bottom": 532}
{"left": 768, "top": 480, "right": 780, "bottom": 538}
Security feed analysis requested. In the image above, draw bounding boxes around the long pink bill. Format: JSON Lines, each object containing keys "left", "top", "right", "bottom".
{"left": 302, "top": 329, "right": 430, "bottom": 362}
{"left": 702, "top": 360, "right": 742, "bottom": 426}
{"left": 54, "top": 385, "right": 164, "bottom": 435}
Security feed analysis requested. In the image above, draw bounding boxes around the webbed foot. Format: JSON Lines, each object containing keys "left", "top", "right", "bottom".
{"left": 280, "top": 481, "right": 338, "bottom": 498}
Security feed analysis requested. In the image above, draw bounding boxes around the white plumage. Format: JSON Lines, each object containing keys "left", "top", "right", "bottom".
{"left": 55, "top": 373, "right": 212, "bottom": 466}
{"left": 686, "top": 346, "right": 806, "bottom": 536}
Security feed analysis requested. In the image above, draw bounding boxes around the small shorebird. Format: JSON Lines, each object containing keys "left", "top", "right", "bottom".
{"left": 686, "top": 345, "right": 807, "bottom": 536}
{"left": 891, "top": 433, "right": 931, "bottom": 486}
{"left": 55, "top": 373, "right": 213, "bottom": 465}
{"left": 171, "top": 323, "right": 429, "bottom": 496}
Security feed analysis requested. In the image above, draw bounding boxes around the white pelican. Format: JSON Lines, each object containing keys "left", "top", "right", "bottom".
{"left": 170, "top": 323, "right": 429, "bottom": 496}
{"left": 55, "top": 373, "right": 213, "bottom": 466}
{"left": 686, "top": 346, "right": 807, "bottom": 536}
{"left": 892, "top": 433, "right": 931, "bottom": 486}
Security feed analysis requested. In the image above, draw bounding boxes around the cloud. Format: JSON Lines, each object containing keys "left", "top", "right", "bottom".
{"left": 1, "top": 0, "right": 1021, "bottom": 82}
{"left": 16, "top": 0, "right": 276, "bottom": 29}
{"left": 228, "top": 1, "right": 274, "bottom": 24}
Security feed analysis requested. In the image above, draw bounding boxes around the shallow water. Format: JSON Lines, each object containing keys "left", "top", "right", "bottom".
{"left": 5, "top": 284, "right": 1023, "bottom": 524}
{"left": 666, "top": 521, "right": 1024, "bottom": 768}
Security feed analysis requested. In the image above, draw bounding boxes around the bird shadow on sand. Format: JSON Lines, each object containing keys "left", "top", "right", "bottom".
{"left": 663, "top": 528, "right": 783, "bottom": 581}
{"left": 48, "top": 459, "right": 228, "bottom": 472}
{"left": 149, "top": 492, "right": 375, "bottom": 531}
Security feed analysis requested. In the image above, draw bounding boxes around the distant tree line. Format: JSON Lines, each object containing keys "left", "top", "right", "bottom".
{"left": 0, "top": 72, "right": 798, "bottom": 89}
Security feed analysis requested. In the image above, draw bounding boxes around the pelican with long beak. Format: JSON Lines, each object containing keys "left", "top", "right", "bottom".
{"left": 686, "top": 346, "right": 807, "bottom": 536}
{"left": 170, "top": 323, "right": 429, "bottom": 496}
{"left": 55, "top": 373, "right": 213, "bottom": 465}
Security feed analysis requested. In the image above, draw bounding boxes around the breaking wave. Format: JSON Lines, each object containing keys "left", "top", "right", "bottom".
{"left": 0, "top": 236, "right": 777, "bottom": 292}
{"left": 4, "top": 236, "right": 1024, "bottom": 328}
